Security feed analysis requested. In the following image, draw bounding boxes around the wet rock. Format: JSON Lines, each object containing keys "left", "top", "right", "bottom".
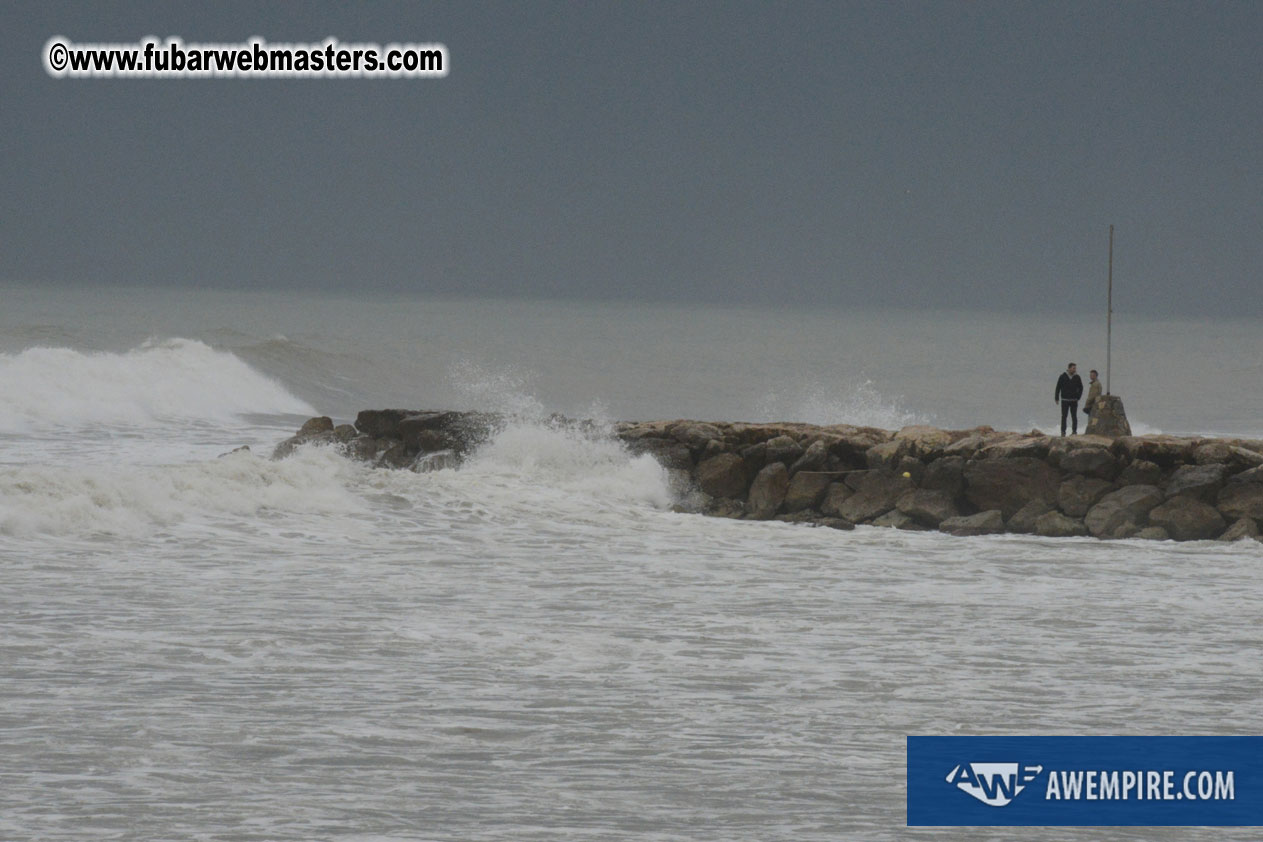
{"left": 747, "top": 463, "right": 790, "bottom": 520}
{"left": 1112, "top": 436, "right": 1198, "bottom": 469}
{"left": 696, "top": 453, "right": 749, "bottom": 499}
{"left": 1084, "top": 485, "right": 1163, "bottom": 539}
{"left": 964, "top": 457, "right": 1059, "bottom": 519}
{"left": 1217, "top": 482, "right": 1263, "bottom": 521}
{"left": 783, "top": 471, "right": 834, "bottom": 512}
{"left": 1228, "top": 466, "right": 1263, "bottom": 485}
{"left": 765, "top": 435, "right": 804, "bottom": 467}
{"left": 272, "top": 430, "right": 337, "bottom": 459}
{"left": 835, "top": 471, "right": 914, "bottom": 523}
{"left": 789, "top": 440, "right": 829, "bottom": 474}
{"left": 344, "top": 435, "right": 379, "bottom": 462}
{"left": 706, "top": 498, "right": 746, "bottom": 518}
{"left": 940, "top": 510, "right": 1005, "bottom": 536}
{"left": 866, "top": 439, "right": 910, "bottom": 471}
{"left": 377, "top": 443, "right": 413, "bottom": 469}
{"left": 818, "top": 517, "right": 856, "bottom": 531}
{"left": 921, "top": 456, "right": 966, "bottom": 500}
{"left": 1058, "top": 476, "right": 1114, "bottom": 518}
{"left": 1059, "top": 446, "right": 1118, "bottom": 480}
{"left": 354, "top": 409, "right": 418, "bottom": 439}
{"left": 980, "top": 436, "right": 1053, "bottom": 461}
{"left": 872, "top": 510, "right": 928, "bottom": 530}
{"left": 672, "top": 422, "right": 724, "bottom": 451}
{"left": 896, "top": 489, "right": 960, "bottom": 528}
{"left": 1164, "top": 463, "right": 1227, "bottom": 502}
{"left": 1147, "top": 496, "right": 1226, "bottom": 541}
{"left": 333, "top": 424, "right": 357, "bottom": 442}
{"left": 1134, "top": 526, "right": 1170, "bottom": 541}
{"left": 1007, "top": 499, "right": 1055, "bottom": 534}
{"left": 894, "top": 425, "right": 952, "bottom": 459}
{"left": 1219, "top": 518, "right": 1261, "bottom": 542}
{"left": 1034, "top": 511, "right": 1089, "bottom": 538}
{"left": 819, "top": 482, "right": 854, "bottom": 518}
{"left": 298, "top": 416, "right": 334, "bottom": 436}
{"left": 412, "top": 450, "right": 461, "bottom": 472}
{"left": 1118, "top": 459, "right": 1163, "bottom": 487}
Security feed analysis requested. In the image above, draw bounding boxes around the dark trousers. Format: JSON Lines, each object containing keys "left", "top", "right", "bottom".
{"left": 1061, "top": 400, "right": 1078, "bottom": 435}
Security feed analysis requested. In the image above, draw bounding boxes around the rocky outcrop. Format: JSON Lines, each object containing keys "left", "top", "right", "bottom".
{"left": 274, "top": 411, "right": 1263, "bottom": 543}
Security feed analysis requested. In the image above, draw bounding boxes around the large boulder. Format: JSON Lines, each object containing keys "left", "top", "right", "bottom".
{"left": 896, "top": 489, "right": 960, "bottom": 528}
{"left": 1194, "top": 441, "right": 1263, "bottom": 472}
{"left": 1164, "top": 463, "right": 1227, "bottom": 503}
{"left": 964, "top": 457, "right": 1060, "bottom": 519}
{"left": 1117, "top": 459, "right": 1163, "bottom": 487}
{"left": 783, "top": 471, "right": 833, "bottom": 512}
{"left": 1217, "top": 483, "right": 1263, "bottom": 521}
{"left": 1219, "top": 518, "right": 1261, "bottom": 542}
{"left": 765, "top": 435, "right": 805, "bottom": 467}
{"left": 819, "top": 483, "right": 854, "bottom": 518}
{"left": 1084, "top": 394, "right": 1132, "bottom": 437}
{"left": 672, "top": 422, "right": 724, "bottom": 450}
{"left": 1034, "top": 511, "right": 1089, "bottom": 538}
{"left": 866, "top": 439, "right": 911, "bottom": 471}
{"left": 894, "top": 425, "right": 953, "bottom": 459}
{"left": 789, "top": 440, "right": 830, "bottom": 474}
{"left": 980, "top": 436, "right": 1053, "bottom": 461}
{"left": 1084, "top": 485, "right": 1164, "bottom": 539}
{"left": 696, "top": 453, "right": 749, "bottom": 499}
{"left": 940, "top": 510, "right": 1005, "bottom": 536}
{"left": 1147, "top": 496, "right": 1227, "bottom": 541}
{"left": 836, "top": 471, "right": 914, "bottom": 523}
{"left": 872, "top": 510, "right": 928, "bottom": 530}
{"left": 1059, "top": 446, "right": 1118, "bottom": 480}
{"left": 354, "top": 408, "right": 419, "bottom": 439}
{"left": 1058, "top": 476, "right": 1114, "bottom": 517}
{"left": 746, "top": 462, "right": 790, "bottom": 520}
{"left": 1112, "top": 435, "right": 1198, "bottom": 468}
{"left": 921, "top": 456, "right": 966, "bottom": 500}
{"left": 298, "top": 416, "right": 334, "bottom": 436}
{"left": 1007, "top": 499, "right": 1055, "bottom": 534}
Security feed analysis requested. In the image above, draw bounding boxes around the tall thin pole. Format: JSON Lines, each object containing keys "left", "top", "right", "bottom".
{"left": 1106, "top": 224, "right": 1113, "bottom": 395}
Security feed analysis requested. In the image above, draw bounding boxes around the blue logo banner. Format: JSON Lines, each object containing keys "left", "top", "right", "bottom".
{"left": 908, "top": 736, "right": 1263, "bottom": 826}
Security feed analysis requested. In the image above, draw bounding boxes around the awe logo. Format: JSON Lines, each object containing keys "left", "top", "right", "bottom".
{"left": 946, "top": 763, "right": 1044, "bottom": 807}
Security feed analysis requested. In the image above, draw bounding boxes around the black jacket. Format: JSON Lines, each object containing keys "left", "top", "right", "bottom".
{"left": 1056, "top": 372, "right": 1083, "bottom": 402}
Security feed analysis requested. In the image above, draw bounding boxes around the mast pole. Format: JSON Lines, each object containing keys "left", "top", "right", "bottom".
{"left": 1107, "top": 224, "right": 1113, "bottom": 395}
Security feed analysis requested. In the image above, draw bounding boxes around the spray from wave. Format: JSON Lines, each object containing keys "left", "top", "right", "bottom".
{"left": 0, "top": 338, "right": 315, "bottom": 433}
{"left": 754, "top": 379, "right": 927, "bottom": 429}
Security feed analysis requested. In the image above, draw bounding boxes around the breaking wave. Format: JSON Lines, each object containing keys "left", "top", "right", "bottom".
{"left": 0, "top": 338, "right": 316, "bottom": 433}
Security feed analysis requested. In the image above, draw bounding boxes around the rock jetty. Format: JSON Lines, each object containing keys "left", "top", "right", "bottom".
{"left": 275, "top": 410, "right": 1263, "bottom": 544}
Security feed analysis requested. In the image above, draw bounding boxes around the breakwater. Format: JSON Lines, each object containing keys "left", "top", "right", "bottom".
{"left": 274, "top": 410, "right": 1263, "bottom": 543}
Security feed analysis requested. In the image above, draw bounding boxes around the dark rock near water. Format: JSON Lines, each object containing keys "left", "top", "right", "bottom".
{"left": 896, "top": 489, "right": 959, "bottom": 528}
{"left": 784, "top": 471, "right": 833, "bottom": 512}
{"left": 1059, "top": 446, "right": 1118, "bottom": 480}
{"left": 1034, "top": 510, "right": 1088, "bottom": 538}
{"left": 696, "top": 453, "right": 749, "bottom": 499}
{"left": 1148, "top": 496, "right": 1226, "bottom": 541}
{"left": 299, "top": 416, "right": 334, "bottom": 436}
{"left": 1219, "top": 517, "right": 1261, "bottom": 542}
{"left": 1058, "top": 475, "right": 1114, "bottom": 518}
{"left": 1217, "top": 482, "right": 1263, "bottom": 521}
{"left": 872, "top": 509, "right": 928, "bottom": 530}
{"left": 1164, "top": 464, "right": 1227, "bottom": 503}
{"left": 940, "top": 510, "right": 1005, "bottom": 536}
{"left": 747, "top": 463, "right": 789, "bottom": 520}
{"left": 921, "top": 456, "right": 966, "bottom": 500}
{"left": 819, "top": 482, "right": 854, "bottom": 518}
{"left": 1007, "top": 499, "right": 1054, "bottom": 534}
{"left": 1085, "top": 485, "right": 1163, "bottom": 539}
{"left": 836, "top": 471, "right": 913, "bottom": 523}
{"left": 964, "top": 457, "right": 1059, "bottom": 519}
{"left": 1118, "top": 459, "right": 1163, "bottom": 487}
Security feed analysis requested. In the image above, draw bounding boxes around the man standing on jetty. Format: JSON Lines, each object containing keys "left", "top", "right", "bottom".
{"left": 1055, "top": 362, "right": 1084, "bottom": 435}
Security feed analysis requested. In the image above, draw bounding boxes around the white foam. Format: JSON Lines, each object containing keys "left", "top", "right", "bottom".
{"left": 0, "top": 446, "right": 365, "bottom": 539}
{"left": 0, "top": 338, "right": 315, "bottom": 433}
{"left": 754, "top": 379, "right": 927, "bottom": 428}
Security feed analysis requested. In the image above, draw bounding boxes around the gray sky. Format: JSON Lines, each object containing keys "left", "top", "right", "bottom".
{"left": 3, "top": 1, "right": 1260, "bottom": 315}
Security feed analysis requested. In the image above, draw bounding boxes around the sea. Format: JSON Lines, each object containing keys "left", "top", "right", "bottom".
{"left": 2, "top": 283, "right": 1261, "bottom": 841}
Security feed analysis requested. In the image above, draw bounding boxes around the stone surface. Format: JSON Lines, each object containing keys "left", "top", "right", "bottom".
{"left": 1117, "top": 459, "right": 1163, "bottom": 487}
{"left": 789, "top": 440, "right": 829, "bottom": 474}
{"left": 1219, "top": 518, "right": 1261, "bottom": 542}
{"left": 871, "top": 510, "right": 928, "bottom": 530}
{"left": 836, "top": 471, "right": 914, "bottom": 523}
{"left": 964, "top": 457, "right": 1060, "bottom": 519}
{"left": 1059, "top": 446, "right": 1118, "bottom": 480}
{"left": 1134, "top": 526, "right": 1170, "bottom": 541}
{"left": 298, "top": 416, "right": 334, "bottom": 436}
{"left": 1058, "top": 476, "right": 1114, "bottom": 517}
{"left": 894, "top": 425, "right": 953, "bottom": 459}
{"left": 672, "top": 422, "right": 724, "bottom": 450}
{"left": 1147, "top": 496, "right": 1226, "bottom": 541}
{"left": 819, "top": 483, "right": 854, "bottom": 518}
{"left": 1034, "top": 511, "right": 1089, "bottom": 538}
{"left": 1084, "top": 394, "right": 1131, "bottom": 437}
{"left": 895, "top": 489, "right": 960, "bottom": 528}
{"left": 783, "top": 471, "right": 833, "bottom": 513}
{"left": 1217, "top": 483, "right": 1263, "bottom": 521}
{"left": 1084, "top": 485, "right": 1164, "bottom": 538}
{"left": 940, "top": 510, "right": 1005, "bottom": 536}
{"left": 1113, "top": 435, "right": 1197, "bottom": 468}
{"left": 921, "top": 456, "right": 966, "bottom": 499}
{"left": 866, "top": 439, "right": 910, "bottom": 471}
{"left": 1007, "top": 499, "right": 1055, "bottom": 534}
{"left": 1165, "top": 463, "right": 1227, "bottom": 502}
{"left": 746, "top": 463, "right": 790, "bottom": 520}
{"left": 354, "top": 409, "right": 418, "bottom": 439}
{"left": 765, "top": 435, "right": 804, "bottom": 466}
{"left": 696, "top": 453, "right": 749, "bottom": 499}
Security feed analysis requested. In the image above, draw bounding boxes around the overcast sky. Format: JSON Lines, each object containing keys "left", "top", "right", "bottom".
{"left": 3, "top": 1, "right": 1259, "bottom": 315}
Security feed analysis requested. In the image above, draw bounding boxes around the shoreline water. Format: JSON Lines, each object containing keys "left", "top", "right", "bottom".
{"left": 275, "top": 410, "right": 1263, "bottom": 545}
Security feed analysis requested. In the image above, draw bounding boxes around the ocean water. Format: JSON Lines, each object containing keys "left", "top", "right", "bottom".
{"left": 1, "top": 284, "right": 1261, "bottom": 841}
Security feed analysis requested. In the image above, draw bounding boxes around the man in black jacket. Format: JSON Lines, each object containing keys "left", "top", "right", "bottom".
{"left": 1055, "top": 362, "right": 1084, "bottom": 436}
